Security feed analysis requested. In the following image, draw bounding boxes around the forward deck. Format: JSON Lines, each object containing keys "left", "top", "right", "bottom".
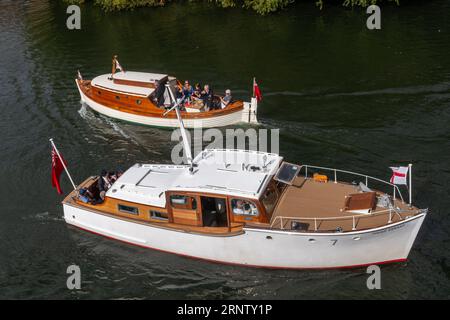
{"left": 270, "top": 176, "right": 420, "bottom": 232}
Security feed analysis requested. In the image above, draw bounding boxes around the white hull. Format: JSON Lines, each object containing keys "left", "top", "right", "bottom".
{"left": 76, "top": 80, "right": 258, "bottom": 128}
{"left": 63, "top": 203, "right": 426, "bottom": 269}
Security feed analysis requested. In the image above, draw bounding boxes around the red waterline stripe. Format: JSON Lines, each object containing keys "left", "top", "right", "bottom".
{"left": 68, "top": 223, "right": 407, "bottom": 270}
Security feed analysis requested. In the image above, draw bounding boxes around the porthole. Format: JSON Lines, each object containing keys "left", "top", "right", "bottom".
{"left": 136, "top": 99, "right": 142, "bottom": 105}
{"left": 353, "top": 236, "right": 361, "bottom": 241}
{"left": 308, "top": 238, "right": 316, "bottom": 243}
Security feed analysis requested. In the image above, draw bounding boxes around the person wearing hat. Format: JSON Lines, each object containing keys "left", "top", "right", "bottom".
{"left": 220, "top": 89, "right": 232, "bottom": 109}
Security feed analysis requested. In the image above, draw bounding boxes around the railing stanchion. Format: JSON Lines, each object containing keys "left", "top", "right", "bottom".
{"left": 393, "top": 186, "right": 396, "bottom": 200}
{"left": 366, "top": 176, "right": 368, "bottom": 187}
{"left": 280, "top": 217, "right": 283, "bottom": 230}
{"left": 388, "top": 209, "right": 392, "bottom": 223}
{"left": 334, "top": 170, "right": 337, "bottom": 183}
{"left": 314, "top": 218, "right": 317, "bottom": 231}
{"left": 352, "top": 216, "right": 356, "bottom": 231}
{"left": 305, "top": 166, "right": 308, "bottom": 179}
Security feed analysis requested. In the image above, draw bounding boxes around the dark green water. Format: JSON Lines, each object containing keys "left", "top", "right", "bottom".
{"left": 1, "top": 0, "right": 450, "bottom": 299}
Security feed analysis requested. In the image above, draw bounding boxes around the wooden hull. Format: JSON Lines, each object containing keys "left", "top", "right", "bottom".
{"left": 76, "top": 79, "right": 258, "bottom": 128}
{"left": 63, "top": 202, "right": 426, "bottom": 269}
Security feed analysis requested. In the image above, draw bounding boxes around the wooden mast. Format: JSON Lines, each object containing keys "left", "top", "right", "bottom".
{"left": 111, "top": 54, "right": 118, "bottom": 79}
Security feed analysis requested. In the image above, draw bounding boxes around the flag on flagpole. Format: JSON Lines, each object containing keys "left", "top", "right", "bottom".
{"left": 115, "top": 58, "right": 124, "bottom": 73}
{"left": 77, "top": 70, "right": 83, "bottom": 81}
{"left": 390, "top": 166, "right": 409, "bottom": 185}
{"left": 51, "top": 147, "right": 68, "bottom": 194}
{"left": 253, "top": 78, "right": 262, "bottom": 102}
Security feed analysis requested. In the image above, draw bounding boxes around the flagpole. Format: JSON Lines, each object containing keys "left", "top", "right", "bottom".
{"left": 409, "top": 163, "right": 412, "bottom": 206}
{"left": 49, "top": 138, "right": 77, "bottom": 190}
{"left": 252, "top": 77, "right": 255, "bottom": 98}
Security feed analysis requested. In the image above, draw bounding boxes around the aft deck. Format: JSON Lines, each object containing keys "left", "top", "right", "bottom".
{"left": 270, "top": 176, "right": 420, "bottom": 232}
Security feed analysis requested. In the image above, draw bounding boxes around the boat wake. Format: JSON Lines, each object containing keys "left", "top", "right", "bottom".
{"left": 263, "top": 82, "right": 450, "bottom": 99}
{"left": 78, "top": 103, "right": 136, "bottom": 143}
{"left": 323, "top": 82, "right": 450, "bottom": 98}
{"left": 22, "top": 211, "right": 64, "bottom": 223}
{"left": 78, "top": 103, "right": 168, "bottom": 158}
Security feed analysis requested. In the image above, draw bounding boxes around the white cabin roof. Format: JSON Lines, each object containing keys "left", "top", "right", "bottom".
{"left": 106, "top": 149, "right": 283, "bottom": 208}
{"left": 113, "top": 71, "right": 168, "bottom": 83}
{"left": 91, "top": 71, "right": 168, "bottom": 97}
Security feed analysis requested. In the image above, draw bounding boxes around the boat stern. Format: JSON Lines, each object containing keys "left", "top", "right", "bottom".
{"left": 242, "top": 97, "right": 258, "bottom": 124}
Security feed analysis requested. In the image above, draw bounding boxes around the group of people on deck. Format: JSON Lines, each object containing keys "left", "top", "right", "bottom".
{"left": 78, "top": 169, "right": 123, "bottom": 205}
{"left": 177, "top": 80, "right": 232, "bottom": 111}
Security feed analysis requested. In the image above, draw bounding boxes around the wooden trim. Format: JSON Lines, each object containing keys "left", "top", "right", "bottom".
{"left": 80, "top": 79, "right": 245, "bottom": 120}
{"left": 113, "top": 78, "right": 156, "bottom": 89}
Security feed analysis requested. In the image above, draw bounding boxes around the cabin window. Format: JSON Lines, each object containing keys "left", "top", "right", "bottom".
{"left": 136, "top": 99, "right": 142, "bottom": 105}
{"left": 115, "top": 96, "right": 120, "bottom": 100}
{"left": 150, "top": 210, "right": 168, "bottom": 221}
{"left": 97, "top": 91, "right": 101, "bottom": 95}
{"left": 231, "top": 199, "right": 259, "bottom": 216}
{"left": 118, "top": 204, "right": 139, "bottom": 215}
{"left": 170, "top": 195, "right": 197, "bottom": 210}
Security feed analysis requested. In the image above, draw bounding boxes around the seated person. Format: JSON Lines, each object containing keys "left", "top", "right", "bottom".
{"left": 192, "top": 83, "right": 202, "bottom": 100}
{"left": 98, "top": 169, "right": 113, "bottom": 200}
{"left": 78, "top": 188, "right": 97, "bottom": 204}
{"left": 109, "top": 171, "right": 117, "bottom": 183}
{"left": 114, "top": 169, "right": 123, "bottom": 180}
{"left": 220, "top": 89, "right": 232, "bottom": 109}
{"left": 200, "top": 84, "right": 213, "bottom": 110}
{"left": 232, "top": 199, "right": 256, "bottom": 215}
{"left": 182, "top": 80, "right": 193, "bottom": 105}
{"left": 232, "top": 199, "right": 245, "bottom": 214}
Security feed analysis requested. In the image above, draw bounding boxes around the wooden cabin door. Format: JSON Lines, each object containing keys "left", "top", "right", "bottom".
{"left": 168, "top": 193, "right": 202, "bottom": 226}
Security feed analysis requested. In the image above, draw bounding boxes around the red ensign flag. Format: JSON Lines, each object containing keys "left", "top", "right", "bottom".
{"left": 253, "top": 78, "right": 262, "bottom": 102}
{"left": 51, "top": 147, "right": 67, "bottom": 194}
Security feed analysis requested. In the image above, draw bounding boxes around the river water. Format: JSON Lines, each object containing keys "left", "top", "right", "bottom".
{"left": 0, "top": 0, "right": 449, "bottom": 299}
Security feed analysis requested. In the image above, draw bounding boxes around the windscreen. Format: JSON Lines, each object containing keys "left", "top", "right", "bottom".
{"left": 274, "top": 162, "right": 300, "bottom": 185}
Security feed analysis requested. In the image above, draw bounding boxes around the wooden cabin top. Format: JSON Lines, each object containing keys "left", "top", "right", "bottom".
{"left": 106, "top": 149, "right": 283, "bottom": 208}
{"left": 113, "top": 71, "right": 168, "bottom": 83}
{"left": 91, "top": 71, "right": 169, "bottom": 97}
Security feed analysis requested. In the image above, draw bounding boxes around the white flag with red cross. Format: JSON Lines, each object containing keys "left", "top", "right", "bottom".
{"left": 390, "top": 166, "right": 409, "bottom": 185}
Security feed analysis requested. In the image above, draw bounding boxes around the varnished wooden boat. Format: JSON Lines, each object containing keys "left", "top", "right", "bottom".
{"left": 75, "top": 69, "right": 258, "bottom": 128}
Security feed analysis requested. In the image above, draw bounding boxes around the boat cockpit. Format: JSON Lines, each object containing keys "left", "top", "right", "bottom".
{"left": 149, "top": 77, "right": 234, "bottom": 113}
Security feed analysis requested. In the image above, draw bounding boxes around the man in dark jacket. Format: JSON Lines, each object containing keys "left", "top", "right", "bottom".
{"left": 98, "top": 169, "right": 111, "bottom": 200}
{"left": 200, "top": 84, "right": 213, "bottom": 110}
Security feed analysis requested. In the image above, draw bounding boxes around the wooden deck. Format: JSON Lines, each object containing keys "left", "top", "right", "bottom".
{"left": 270, "top": 177, "right": 420, "bottom": 232}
